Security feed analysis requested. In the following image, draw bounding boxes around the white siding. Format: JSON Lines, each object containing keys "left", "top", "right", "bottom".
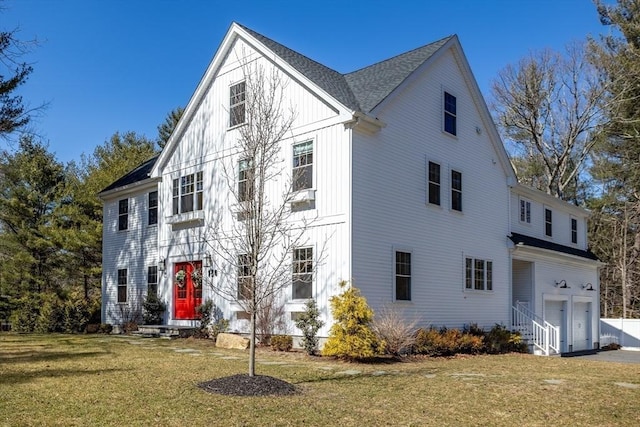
{"left": 351, "top": 49, "right": 511, "bottom": 330}
{"left": 101, "top": 186, "right": 158, "bottom": 324}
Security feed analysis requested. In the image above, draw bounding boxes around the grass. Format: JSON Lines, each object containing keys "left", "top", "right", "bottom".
{"left": 1, "top": 334, "right": 639, "bottom": 426}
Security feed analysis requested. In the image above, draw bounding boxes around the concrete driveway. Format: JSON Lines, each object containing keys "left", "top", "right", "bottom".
{"left": 577, "top": 349, "right": 640, "bottom": 364}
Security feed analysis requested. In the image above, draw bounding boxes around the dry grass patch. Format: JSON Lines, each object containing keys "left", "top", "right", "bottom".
{"left": 1, "top": 334, "right": 639, "bottom": 426}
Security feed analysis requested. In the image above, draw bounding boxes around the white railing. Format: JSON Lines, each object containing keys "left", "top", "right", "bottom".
{"left": 512, "top": 302, "right": 560, "bottom": 355}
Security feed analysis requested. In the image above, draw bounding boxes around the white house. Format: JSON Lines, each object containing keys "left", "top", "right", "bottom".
{"left": 100, "top": 23, "right": 600, "bottom": 355}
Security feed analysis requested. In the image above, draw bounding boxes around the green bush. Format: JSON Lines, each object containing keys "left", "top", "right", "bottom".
{"left": 34, "top": 294, "right": 64, "bottom": 333}
{"left": 322, "top": 281, "right": 384, "bottom": 359}
{"left": 484, "top": 324, "right": 527, "bottom": 354}
{"left": 10, "top": 293, "right": 43, "bottom": 333}
{"left": 270, "top": 335, "right": 293, "bottom": 351}
{"left": 63, "top": 293, "right": 90, "bottom": 333}
{"left": 195, "top": 300, "right": 228, "bottom": 339}
{"left": 99, "top": 323, "right": 113, "bottom": 334}
{"left": 142, "top": 293, "right": 166, "bottom": 325}
{"left": 294, "top": 299, "right": 324, "bottom": 355}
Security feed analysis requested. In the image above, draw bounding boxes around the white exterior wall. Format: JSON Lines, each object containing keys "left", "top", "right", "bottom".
{"left": 510, "top": 188, "right": 589, "bottom": 250}
{"left": 351, "top": 49, "right": 512, "bottom": 330}
{"left": 101, "top": 185, "right": 158, "bottom": 324}
{"left": 155, "top": 38, "right": 351, "bottom": 335}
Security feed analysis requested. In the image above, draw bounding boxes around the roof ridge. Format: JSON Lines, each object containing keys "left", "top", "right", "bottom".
{"left": 345, "top": 35, "right": 454, "bottom": 76}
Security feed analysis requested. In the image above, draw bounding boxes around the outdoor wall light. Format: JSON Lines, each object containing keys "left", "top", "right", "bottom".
{"left": 204, "top": 253, "right": 212, "bottom": 268}
{"left": 158, "top": 258, "right": 166, "bottom": 272}
{"left": 582, "top": 283, "right": 595, "bottom": 291}
{"left": 555, "top": 280, "right": 569, "bottom": 289}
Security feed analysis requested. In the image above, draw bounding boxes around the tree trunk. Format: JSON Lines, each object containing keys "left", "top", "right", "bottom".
{"left": 249, "top": 307, "right": 256, "bottom": 377}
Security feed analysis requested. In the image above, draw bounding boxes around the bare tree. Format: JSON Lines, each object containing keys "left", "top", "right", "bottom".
{"left": 204, "top": 60, "right": 321, "bottom": 376}
{"left": 491, "top": 43, "right": 610, "bottom": 202}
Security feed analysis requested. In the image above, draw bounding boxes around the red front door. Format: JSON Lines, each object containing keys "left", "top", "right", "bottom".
{"left": 174, "top": 261, "right": 203, "bottom": 320}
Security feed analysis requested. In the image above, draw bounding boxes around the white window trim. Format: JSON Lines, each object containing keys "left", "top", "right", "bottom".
{"left": 117, "top": 198, "right": 129, "bottom": 232}
{"left": 116, "top": 268, "right": 128, "bottom": 304}
{"left": 570, "top": 216, "right": 578, "bottom": 245}
{"left": 449, "top": 165, "right": 463, "bottom": 213}
{"left": 442, "top": 88, "right": 458, "bottom": 138}
{"left": 392, "top": 246, "right": 413, "bottom": 302}
{"left": 519, "top": 197, "right": 532, "bottom": 225}
{"left": 228, "top": 80, "right": 246, "bottom": 130}
{"left": 463, "top": 254, "right": 494, "bottom": 293}
{"left": 290, "top": 138, "right": 316, "bottom": 205}
{"left": 148, "top": 191, "right": 158, "bottom": 227}
{"left": 290, "top": 245, "right": 315, "bottom": 301}
{"left": 169, "top": 170, "right": 204, "bottom": 219}
{"left": 426, "top": 158, "right": 442, "bottom": 208}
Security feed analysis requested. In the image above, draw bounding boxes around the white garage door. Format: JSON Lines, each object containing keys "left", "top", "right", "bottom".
{"left": 545, "top": 300, "right": 567, "bottom": 353}
{"left": 572, "top": 302, "right": 591, "bottom": 352}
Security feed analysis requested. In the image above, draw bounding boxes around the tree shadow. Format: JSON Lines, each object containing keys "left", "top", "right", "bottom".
{"left": 2, "top": 367, "right": 132, "bottom": 385}
{"left": 0, "top": 350, "right": 108, "bottom": 365}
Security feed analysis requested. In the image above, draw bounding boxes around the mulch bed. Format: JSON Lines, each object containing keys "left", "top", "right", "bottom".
{"left": 198, "top": 374, "right": 298, "bottom": 396}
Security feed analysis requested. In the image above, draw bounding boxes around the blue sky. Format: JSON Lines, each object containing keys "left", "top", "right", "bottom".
{"left": 4, "top": 0, "right": 608, "bottom": 164}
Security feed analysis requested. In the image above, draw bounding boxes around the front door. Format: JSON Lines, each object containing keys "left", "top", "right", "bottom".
{"left": 174, "top": 261, "right": 203, "bottom": 320}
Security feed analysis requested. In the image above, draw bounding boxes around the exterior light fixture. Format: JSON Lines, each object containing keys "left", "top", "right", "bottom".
{"left": 582, "top": 283, "right": 595, "bottom": 291}
{"left": 158, "top": 258, "right": 166, "bottom": 272}
{"left": 555, "top": 280, "right": 569, "bottom": 289}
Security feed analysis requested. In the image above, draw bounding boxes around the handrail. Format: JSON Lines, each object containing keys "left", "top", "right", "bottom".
{"left": 512, "top": 303, "right": 560, "bottom": 356}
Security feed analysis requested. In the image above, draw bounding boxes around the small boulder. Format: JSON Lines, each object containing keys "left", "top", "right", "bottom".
{"left": 216, "top": 333, "right": 250, "bottom": 350}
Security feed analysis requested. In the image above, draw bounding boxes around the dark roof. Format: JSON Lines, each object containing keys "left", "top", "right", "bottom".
{"left": 99, "top": 155, "right": 159, "bottom": 194}
{"left": 509, "top": 232, "right": 599, "bottom": 261}
{"left": 238, "top": 23, "right": 452, "bottom": 113}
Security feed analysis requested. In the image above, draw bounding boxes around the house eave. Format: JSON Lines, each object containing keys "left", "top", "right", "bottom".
{"left": 98, "top": 177, "right": 160, "bottom": 201}
{"left": 344, "top": 112, "right": 386, "bottom": 135}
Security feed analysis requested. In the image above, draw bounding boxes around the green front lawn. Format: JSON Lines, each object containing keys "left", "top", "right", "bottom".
{"left": 1, "top": 334, "right": 638, "bottom": 426}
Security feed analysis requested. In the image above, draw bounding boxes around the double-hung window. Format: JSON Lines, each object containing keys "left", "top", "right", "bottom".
{"left": 148, "top": 191, "right": 158, "bottom": 226}
{"left": 172, "top": 172, "right": 203, "bottom": 215}
{"left": 395, "top": 251, "right": 411, "bottom": 301}
{"left": 117, "top": 269, "right": 127, "bottom": 303}
{"left": 428, "top": 161, "right": 441, "bottom": 206}
{"left": 519, "top": 198, "right": 531, "bottom": 223}
{"left": 147, "top": 266, "right": 158, "bottom": 297}
{"left": 293, "top": 141, "right": 313, "bottom": 191}
{"left": 118, "top": 199, "right": 128, "bottom": 231}
{"left": 545, "top": 208, "right": 553, "bottom": 237}
{"left": 238, "top": 159, "right": 253, "bottom": 202}
{"left": 292, "top": 247, "right": 313, "bottom": 299}
{"left": 451, "top": 170, "right": 462, "bottom": 212}
{"left": 237, "top": 254, "right": 252, "bottom": 300}
{"left": 230, "top": 81, "right": 246, "bottom": 127}
{"left": 571, "top": 218, "right": 578, "bottom": 244}
{"left": 465, "top": 257, "right": 492, "bottom": 291}
{"left": 444, "top": 92, "right": 457, "bottom": 136}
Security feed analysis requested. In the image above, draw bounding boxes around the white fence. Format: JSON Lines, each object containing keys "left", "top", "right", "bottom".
{"left": 600, "top": 318, "right": 640, "bottom": 349}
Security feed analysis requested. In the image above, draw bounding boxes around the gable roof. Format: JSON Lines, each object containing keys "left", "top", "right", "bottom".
{"left": 99, "top": 155, "right": 159, "bottom": 196}
{"left": 239, "top": 23, "right": 452, "bottom": 114}
{"left": 509, "top": 232, "right": 599, "bottom": 261}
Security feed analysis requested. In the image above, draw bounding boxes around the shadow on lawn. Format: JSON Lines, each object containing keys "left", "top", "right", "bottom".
{"left": 2, "top": 367, "right": 132, "bottom": 385}
{"left": 0, "top": 350, "right": 108, "bottom": 365}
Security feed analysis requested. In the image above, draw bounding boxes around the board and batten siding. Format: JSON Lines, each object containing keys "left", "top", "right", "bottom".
{"left": 155, "top": 38, "right": 352, "bottom": 332}
{"left": 351, "top": 48, "right": 511, "bottom": 329}
{"left": 101, "top": 185, "right": 159, "bottom": 324}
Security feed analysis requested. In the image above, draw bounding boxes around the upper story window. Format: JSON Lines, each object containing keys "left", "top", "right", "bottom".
{"left": 428, "top": 161, "right": 441, "bottom": 206}
{"left": 237, "top": 253, "right": 252, "bottom": 300}
{"left": 293, "top": 141, "right": 313, "bottom": 191}
{"left": 444, "top": 92, "right": 457, "bottom": 136}
{"left": 292, "top": 247, "right": 313, "bottom": 299}
{"left": 147, "top": 266, "right": 158, "bottom": 297}
{"left": 545, "top": 208, "right": 553, "bottom": 237}
{"left": 118, "top": 199, "right": 128, "bottom": 231}
{"left": 117, "top": 268, "right": 127, "bottom": 303}
{"left": 230, "top": 81, "right": 246, "bottom": 127}
{"left": 148, "top": 191, "right": 158, "bottom": 226}
{"left": 465, "top": 257, "right": 493, "bottom": 291}
{"left": 519, "top": 198, "right": 531, "bottom": 224}
{"left": 571, "top": 218, "right": 578, "bottom": 244}
{"left": 395, "top": 251, "right": 411, "bottom": 301}
{"left": 172, "top": 172, "right": 203, "bottom": 215}
{"left": 451, "top": 170, "right": 462, "bottom": 212}
{"left": 238, "top": 159, "right": 253, "bottom": 202}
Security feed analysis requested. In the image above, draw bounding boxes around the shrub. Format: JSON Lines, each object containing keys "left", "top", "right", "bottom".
{"left": 270, "top": 335, "right": 293, "bottom": 351}
{"left": 372, "top": 305, "right": 419, "bottom": 356}
{"left": 294, "top": 299, "right": 324, "bottom": 355}
{"left": 196, "top": 300, "right": 228, "bottom": 340}
{"left": 34, "top": 294, "right": 64, "bottom": 333}
{"left": 9, "top": 293, "right": 42, "bottom": 333}
{"left": 62, "top": 293, "right": 90, "bottom": 333}
{"left": 122, "top": 322, "right": 138, "bottom": 333}
{"left": 85, "top": 324, "right": 100, "bottom": 334}
{"left": 99, "top": 323, "right": 113, "bottom": 334}
{"left": 322, "top": 281, "right": 384, "bottom": 359}
{"left": 142, "top": 292, "right": 166, "bottom": 325}
{"left": 414, "top": 327, "right": 483, "bottom": 356}
{"left": 484, "top": 324, "right": 527, "bottom": 354}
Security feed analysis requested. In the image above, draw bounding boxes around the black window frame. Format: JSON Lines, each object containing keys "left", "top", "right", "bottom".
{"left": 117, "top": 268, "right": 127, "bottom": 303}
{"left": 118, "top": 199, "right": 128, "bottom": 231}
{"left": 451, "top": 169, "right": 462, "bottom": 212}
{"left": 148, "top": 191, "right": 158, "bottom": 226}
{"left": 395, "top": 251, "right": 411, "bottom": 301}
{"left": 465, "top": 257, "right": 492, "bottom": 291}
{"left": 428, "top": 161, "right": 441, "bottom": 206}
{"left": 545, "top": 208, "right": 553, "bottom": 237}
{"left": 571, "top": 218, "right": 578, "bottom": 244}
{"left": 147, "top": 265, "right": 158, "bottom": 297}
{"left": 444, "top": 92, "right": 457, "bottom": 136}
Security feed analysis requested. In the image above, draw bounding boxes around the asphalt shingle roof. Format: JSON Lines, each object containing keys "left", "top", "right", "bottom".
{"left": 100, "top": 155, "right": 159, "bottom": 194}
{"left": 239, "top": 23, "right": 452, "bottom": 113}
{"left": 509, "top": 232, "right": 599, "bottom": 261}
